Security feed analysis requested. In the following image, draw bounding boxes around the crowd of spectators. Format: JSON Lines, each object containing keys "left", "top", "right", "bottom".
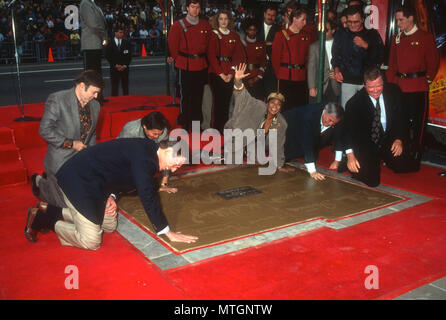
{"left": 0, "top": 0, "right": 167, "bottom": 63}
{"left": 0, "top": 0, "right": 324, "bottom": 64}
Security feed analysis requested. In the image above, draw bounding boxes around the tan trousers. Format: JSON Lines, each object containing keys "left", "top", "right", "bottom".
{"left": 55, "top": 191, "right": 117, "bottom": 250}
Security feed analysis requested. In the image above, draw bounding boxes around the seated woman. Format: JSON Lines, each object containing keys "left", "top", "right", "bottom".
{"left": 224, "top": 63, "right": 294, "bottom": 173}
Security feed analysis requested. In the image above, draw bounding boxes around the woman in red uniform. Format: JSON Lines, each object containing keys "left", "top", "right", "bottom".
{"left": 207, "top": 9, "right": 245, "bottom": 133}
{"left": 272, "top": 5, "right": 311, "bottom": 111}
{"left": 240, "top": 18, "right": 267, "bottom": 100}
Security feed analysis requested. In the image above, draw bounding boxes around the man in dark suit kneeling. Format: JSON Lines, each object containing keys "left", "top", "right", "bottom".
{"left": 344, "top": 66, "right": 413, "bottom": 187}
{"left": 284, "top": 102, "right": 345, "bottom": 180}
{"left": 25, "top": 139, "right": 198, "bottom": 250}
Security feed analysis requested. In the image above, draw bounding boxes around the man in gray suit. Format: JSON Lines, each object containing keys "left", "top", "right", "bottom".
{"left": 80, "top": 0, "right": 107, "bottom": 77}
{"left": 307, "top": 19, "right": 340, "bottom": 104}
{"left": 31, "top": 70, "right": 105, "bottom": 210}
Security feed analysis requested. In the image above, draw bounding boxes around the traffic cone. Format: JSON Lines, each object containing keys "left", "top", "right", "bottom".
{"left": 141, "top": 44, "right": 147, "bottom": 57}
{"left": 48, "top": 48, "right": 54, "bottom": 62}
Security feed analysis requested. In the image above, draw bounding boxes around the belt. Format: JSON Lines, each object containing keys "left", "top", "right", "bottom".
{"left": 280, "top": 63, "right": 305, "bottom": 70}
{"left": 396, "top": 71, "right": 426, "bottom": 79}
{"left": 179, "top": 51, "right": 206, "bottom": 59}
{"left": 247, "top": 63, "right": 261, "bottom": 70}
{"left": 218, "top": 56, "right": 232, "bottom": 62}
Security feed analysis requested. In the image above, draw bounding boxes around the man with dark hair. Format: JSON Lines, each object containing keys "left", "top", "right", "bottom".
{"left": 168, "top": 0, "right": 211, "bottom": 132}
{"left": 27, "top": 70, "right": 119, "bottom": 243}
{"left": 257, "top": 3, "right": 280, "bottom": 99}
{"left": 331, "top": 5, "right": 384, "bottom": 108}
{"left": 344, "top": 66, "right": 412, "bottom": 187}
{"left": 284, "top": 102, "right": 344, "bottom": 180}
{"left": 105, "top": 26, "right": 132, "bottom": 96}
{"left": 25, "top": 139, "right": 198, "bottom": 249}
{"left": 307, "top": 19, "right": 340, "bottom": 104}
{"left": 31, "top": 70, "right": 105, "bottom": 209}
{"left": 118, "top": 111, "right": 169, "bottom": 142}
{"left": 386, "top": 3, "right": 439, "bottom": 172}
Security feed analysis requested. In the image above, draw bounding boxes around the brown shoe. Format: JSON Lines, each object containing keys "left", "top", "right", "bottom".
{"left": 24, "top": 207, "right": 39, "bottom": 243}
{"left": 36, "top": 202, "right": 50, "bottom": 234}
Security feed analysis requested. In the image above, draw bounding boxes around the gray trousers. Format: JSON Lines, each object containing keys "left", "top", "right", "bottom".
{"left": 341, "top": 83, "right": 363, "bottom": 109}
{"left": 38, "top": 170, "right": 67, "bottom": 208}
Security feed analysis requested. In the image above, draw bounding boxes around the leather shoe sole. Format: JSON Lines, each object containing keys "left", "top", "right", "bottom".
{"left": 24, "top": 207, "right": 39, "bottom": 243}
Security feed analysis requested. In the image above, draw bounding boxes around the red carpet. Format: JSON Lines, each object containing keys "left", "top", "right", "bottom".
{"left": 1, "top": 96, "right": 445, "bottom": 300}
{"left": 165, "top": 199, "right": 446, "bottom": 300}
{"left": 0, "top": 183, "right": 188, "bottom": 300}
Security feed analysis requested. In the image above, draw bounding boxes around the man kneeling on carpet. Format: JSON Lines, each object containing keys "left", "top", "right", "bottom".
{"left": 25, "top": 139, "right": 198, "bottom": 249}
{"left": 117, "top": 111, "right": 177, "bottom": 193}
{"left": 224, "top": 63, "right": 293, "bottom": 173}
{"left": 283, "top": 102, "right": 345, "bottom": 181}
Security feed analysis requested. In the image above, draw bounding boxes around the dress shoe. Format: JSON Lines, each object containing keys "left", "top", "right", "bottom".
{"left": 31, "top": 173, "right": 40, "bottom": 198}
{"left": 36, "top": 202, "right": 50, "bottom": 234}
{"left": 24, "top": 207, "right": 39, "bottom": 243}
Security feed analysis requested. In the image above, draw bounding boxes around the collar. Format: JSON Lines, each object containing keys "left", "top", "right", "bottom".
{"left": 218, "top": 28, "right": 230, "bottom": 35}
{"left": 404, "top": 24, "right": 418, "bottom": 36}
{"left": 245, "top": 36, "right": 256, "bottom": 43}
{"left": 185, "top": 15, "right": 199, "bottom": 25}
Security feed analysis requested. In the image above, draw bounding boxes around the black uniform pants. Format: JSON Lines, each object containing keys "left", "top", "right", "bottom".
{"left": 178, "top": 68, "right": 208, "bottom": 132}
{"left": 110, "top": 68, "right": 129, "bottom": 96}
{"left": 401, "top": 91, "right": 428, "bottom": 171}
{"left": 278, "top": 79, "right": 308, "bottom": 112}
{"left": 209, "top": 73, "right": 234, "bottom": 133}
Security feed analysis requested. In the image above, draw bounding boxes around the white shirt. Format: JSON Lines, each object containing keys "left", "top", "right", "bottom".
{"left": 114, "top": 37, "right": 121, "bottom": 47}
{"left": 263, "top": 22, "right": 272, "bottom": 40}
{"left": 325, "top": 39, "right": 333, "bottom": 70}
{"left": 345, "top": 94, "right": 387, "bottom": 155}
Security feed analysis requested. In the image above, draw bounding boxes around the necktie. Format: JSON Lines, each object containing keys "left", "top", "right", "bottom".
{"left": 371, "top": 98, "right": 383, "bottom": 144}
{"left": 117, "top": 39, "right": 121, "bottom": 48}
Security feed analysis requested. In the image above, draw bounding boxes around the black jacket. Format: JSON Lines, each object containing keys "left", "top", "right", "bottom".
{"left": 344, "top": 83, "right": 406, "bottom": 152}
{"left": 257, "top": 22, "right": 281, "bottom": 60}
{"left": 331, "top": 27, "right": 384, "bottom": 84}
{"left": 105, "top": 37, "right": 132, "bottom": 70}
{"left": 283, "top": 103, "right": 344, "bottom": 163}
{"left": 56, "top": 138, "right": 168, "bottom": 232}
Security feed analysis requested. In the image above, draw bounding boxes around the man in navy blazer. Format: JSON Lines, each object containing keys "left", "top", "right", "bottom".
{"left": 284, "top": 102, "right": 345, "bottom": 180}
{"left": 26, "top": 138, "right": 197, "bottom": 250}
{"left": 344, "top": 66, "right": 413, "bottom": 187}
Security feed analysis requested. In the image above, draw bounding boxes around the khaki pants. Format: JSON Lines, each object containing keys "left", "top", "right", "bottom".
{"left": 55, "top": 191, "right": 117, "bottom": 250}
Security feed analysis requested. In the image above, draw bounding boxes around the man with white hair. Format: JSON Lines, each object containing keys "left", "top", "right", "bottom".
{"left": 25, "top": 139, "right": 197, "bottom": 250}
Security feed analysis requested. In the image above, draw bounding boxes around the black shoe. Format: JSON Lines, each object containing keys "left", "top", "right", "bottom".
{"left": 24, "top": 207, "right": 39, "bottom": 243}
{"left": 31, "top": 173, "right": 40, "bottom": 198}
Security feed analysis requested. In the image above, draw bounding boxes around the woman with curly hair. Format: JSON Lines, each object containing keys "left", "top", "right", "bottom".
{"left": 207, "top": 9, "right": 245, "bottom": 133}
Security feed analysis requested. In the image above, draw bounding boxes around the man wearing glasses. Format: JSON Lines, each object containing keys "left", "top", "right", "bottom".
{"left": 331, "top": 5, "right": 385, "bottom": 108}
